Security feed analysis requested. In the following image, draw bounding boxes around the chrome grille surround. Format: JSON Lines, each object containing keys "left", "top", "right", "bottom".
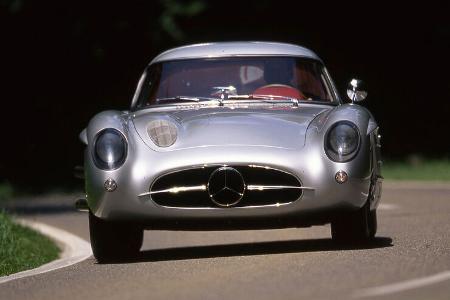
{"left": 141, "top": 165, "right": 310, "bottom": 208}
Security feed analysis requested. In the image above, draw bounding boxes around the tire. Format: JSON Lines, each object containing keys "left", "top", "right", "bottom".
{"left": 89, "top": 211, "right": 144, "bottom": 262}
{"left": 368, "top": 209, "right": 377, "bottom": 238}
{"left": 331, "top": 201, "right": 375, "bottom": 243}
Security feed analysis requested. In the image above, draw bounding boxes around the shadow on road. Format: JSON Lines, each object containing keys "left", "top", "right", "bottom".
{"left": 0, "top": 194, "right": 82, "bottom": 215}
{"left": 103, "top": 236, "right": 393, "bottom": 264}
{"left": 1, "top": 204, "right": 76, "bottom": 215}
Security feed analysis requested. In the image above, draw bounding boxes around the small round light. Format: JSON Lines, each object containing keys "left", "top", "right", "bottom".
{"left": 147, "top": 120, "right": 177, "bottom": 147}
{"left": 335, "top": 170, "right": 348, "bottom": 184}
{"left": 104, "top": 178, "right": 117, "bottom": 192}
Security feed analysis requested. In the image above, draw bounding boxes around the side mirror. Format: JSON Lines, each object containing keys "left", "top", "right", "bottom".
{"left": 346, "top": 79, "right": 367, "bottom": 102}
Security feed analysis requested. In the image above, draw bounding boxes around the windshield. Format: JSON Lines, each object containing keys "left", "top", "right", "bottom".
{"left": 135, "top": 57, "right": 336, "bottom": 109}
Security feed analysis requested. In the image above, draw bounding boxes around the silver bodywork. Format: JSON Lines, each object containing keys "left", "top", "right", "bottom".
{"left": 82, "top": 42, "right": 382, "bottom": 230}
{"left": 151, "top": 42, "right": 321, "bottom": 63}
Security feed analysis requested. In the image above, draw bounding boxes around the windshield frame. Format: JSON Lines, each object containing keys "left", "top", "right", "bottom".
{"left": 131, "top": 56, "right": 342, "bottom": 111}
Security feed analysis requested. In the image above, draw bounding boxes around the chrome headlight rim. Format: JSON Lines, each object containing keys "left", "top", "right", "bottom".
{"left": 92, "top": 128, "right": 128, "bottom": 170}
{"left": 324, "top": 121, "right": 361, "bottom": 162}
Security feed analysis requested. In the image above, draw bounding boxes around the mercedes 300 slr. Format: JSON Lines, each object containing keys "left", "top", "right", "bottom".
{"left": 79, "top": 42, "right": 383, "bottom": 262}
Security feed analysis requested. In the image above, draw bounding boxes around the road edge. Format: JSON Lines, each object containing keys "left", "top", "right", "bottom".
{"left": 0, "top": 219, "right": 92, "bottom": 284}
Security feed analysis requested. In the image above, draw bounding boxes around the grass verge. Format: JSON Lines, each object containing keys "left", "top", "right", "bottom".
{"left": 0, "top": 211, "right": 60, "bottom": 276}
{"left": 0, "top": 182, "right": 13, "bottom": 202}
{"left": 383, "top": 159, "right": 450, "bottom": 181}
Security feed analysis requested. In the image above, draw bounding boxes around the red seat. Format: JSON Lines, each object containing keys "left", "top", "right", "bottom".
{"left": 253, "top": 84, "right": 306, "bottom": 100}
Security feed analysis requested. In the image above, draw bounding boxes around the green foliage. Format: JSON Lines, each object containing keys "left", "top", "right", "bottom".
{"left": 0, "top": 182, "right": 13, "bottom": 201}
{"left": 383, "top": 159, "right": 450, "bottom": 181}
{"left": 0, "top": 0, "right": 25, "bottom": 14}
{"left": 158, "top": 0, "right": 206, "bottom": 41}
{"left": 0, "top": 212, "right": 60, "bottom": 276}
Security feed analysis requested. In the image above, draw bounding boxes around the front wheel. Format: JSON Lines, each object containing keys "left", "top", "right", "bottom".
{"left": 368, "top": 209, "right": 377, "bottom": 238}
{"left": 89, "top": 211, "right": 144, "bottom": 262}
{"left": 331, "top": 201, "right": 376, "bottom": 243}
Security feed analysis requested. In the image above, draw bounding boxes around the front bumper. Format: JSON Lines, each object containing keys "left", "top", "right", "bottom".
{"left": 85, "top": 142, "right": 372, "bottom": 229}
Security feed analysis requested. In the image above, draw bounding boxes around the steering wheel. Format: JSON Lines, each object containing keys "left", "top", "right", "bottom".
{"left": 253, "top": 84, "right": 306, "bottom": 100}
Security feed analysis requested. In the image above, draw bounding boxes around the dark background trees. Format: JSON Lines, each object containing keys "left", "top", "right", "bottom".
{"left": 1, "top": 0, "right": 449, "bottom": 191}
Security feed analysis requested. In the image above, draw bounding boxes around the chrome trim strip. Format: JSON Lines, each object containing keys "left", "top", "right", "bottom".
{"left": 155, "top": 202, "right": 292, "bottom": 210}
{"left": 138, "top": 185, "right": 206, "bottom": 197}
{"left": 246, "top": 185, "right": 314, "bottom": 191}
{"left": 139, "top": 184, "right": 314, "bottom": 198}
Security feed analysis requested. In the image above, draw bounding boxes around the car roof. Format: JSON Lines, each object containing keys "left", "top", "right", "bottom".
{"left": 150, "top": 41, "right": 322, "bottom": 64}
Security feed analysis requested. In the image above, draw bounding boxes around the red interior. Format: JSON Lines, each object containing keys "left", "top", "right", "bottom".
{"left": 253, "top": 84, "right": 306, "bottom": 99}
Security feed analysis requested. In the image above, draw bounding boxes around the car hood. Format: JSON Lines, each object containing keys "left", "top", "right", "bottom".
{"left": 132, "top": 105, "right": 331, "bottom": 151}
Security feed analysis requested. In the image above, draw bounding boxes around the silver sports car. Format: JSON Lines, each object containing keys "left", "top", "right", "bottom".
{"left": 79, "top": 42, "right": 383, "bottom": 262}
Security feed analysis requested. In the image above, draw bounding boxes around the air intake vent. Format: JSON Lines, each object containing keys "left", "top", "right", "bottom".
{"left": 150, "top": 165, "right": 303, "bottom": 208}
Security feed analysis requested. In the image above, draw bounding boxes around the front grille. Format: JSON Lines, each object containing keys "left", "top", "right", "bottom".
{"left": 150, "top": 165, "right": 303, "bottom": 208}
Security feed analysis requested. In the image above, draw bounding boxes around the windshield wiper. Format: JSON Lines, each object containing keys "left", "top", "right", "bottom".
{"left": 156, "top": 94, "right": 303, "bottom": 107}
{"left": 156, "top": 96, "right": 220, "bottom": 104}
{"left": 225, "top": 94, "right": 299, "bottom": 107}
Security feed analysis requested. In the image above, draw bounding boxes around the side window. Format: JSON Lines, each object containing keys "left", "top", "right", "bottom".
{"left": 136, "top": 64, "right": 162, "bottom": 107}
{"left": 294, "top": 61, "right": 331, "bottom": 100}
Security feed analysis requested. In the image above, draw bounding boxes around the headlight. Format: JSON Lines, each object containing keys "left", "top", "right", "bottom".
{"left": 325, "top": 121, "right": 360, "bottom": 162}
{"left": 93, "top": 128, "right": 127, "bottom": 170}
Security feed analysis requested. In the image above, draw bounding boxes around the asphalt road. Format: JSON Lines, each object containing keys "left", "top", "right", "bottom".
{"left": 1, "top": 181, "right": 449, "bottom": 300}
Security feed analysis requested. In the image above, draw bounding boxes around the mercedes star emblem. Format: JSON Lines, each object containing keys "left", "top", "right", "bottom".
{"left": 207, "top": 167, "right": 245, "bottom": 207}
